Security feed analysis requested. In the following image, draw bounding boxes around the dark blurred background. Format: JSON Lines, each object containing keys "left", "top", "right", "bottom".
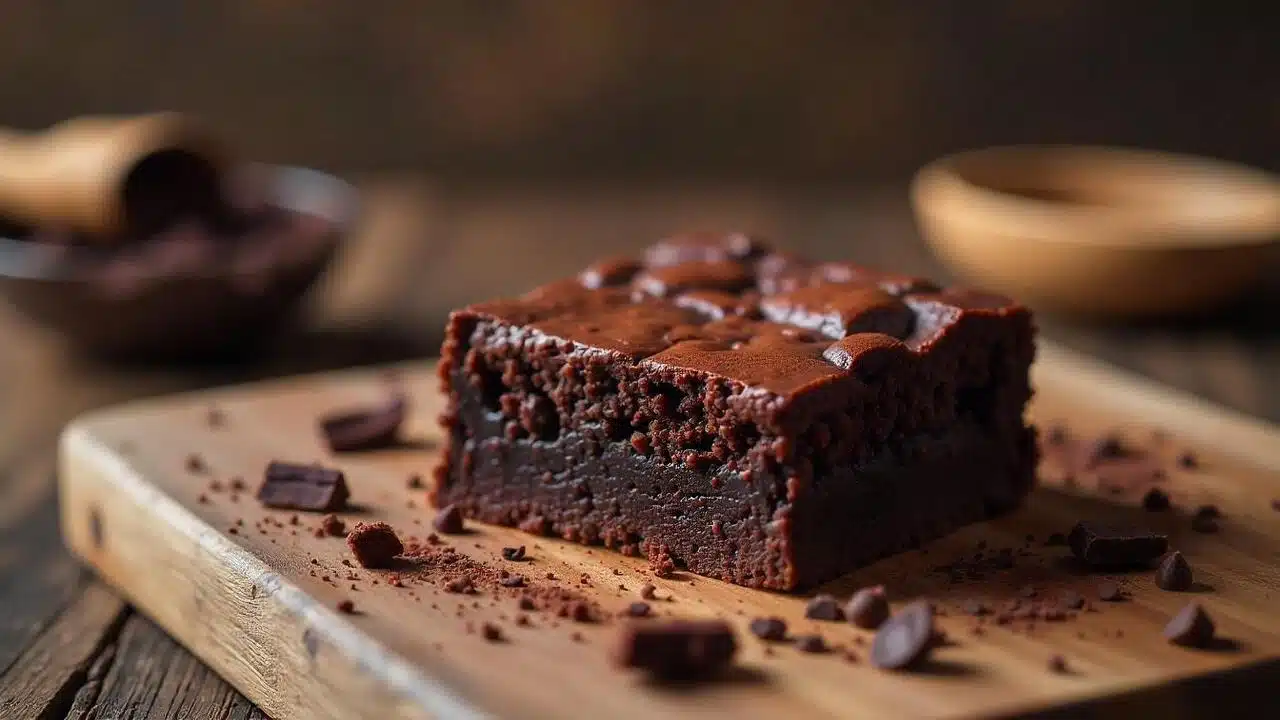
{"left": 1, "top": 1, "right": 1275, "bottom": 183}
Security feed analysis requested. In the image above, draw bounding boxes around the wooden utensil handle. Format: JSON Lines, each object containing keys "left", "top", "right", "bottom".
{"left": 0, "top": 113, "right": 228, "bottom": 240}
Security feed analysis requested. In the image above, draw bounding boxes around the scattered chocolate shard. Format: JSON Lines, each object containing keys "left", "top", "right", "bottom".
{"left": 1068, "top": 522, "right": 1167, "bottom": 568}
{"left": 257, "top": 461, "right": 349, "bottom": 512}
{"left": 870, "top": 600, "right": 935, "bottom": 671}
{"left": 1195, "top": 504, "right": 1221, "bottom": 519}
{"left": 613, "top": 620, "right": 737, "bottom": 678}
{"left": 501, "top": 545, "right": 527, "bottom": 561}
{"left": 748, "top": 617, "right": 788, "bottom": 641}
{"left": 623, "top": 601, "right": 652, "bottom": 618}
{"left": 481, "top": 622, "right": 503, "bottom": 642}
{"left": 346, "top": 522, "right": 403, "bottom": 568}
{"left": 319, "top": 393, "right": 408, "bottom": 452}
{"left": 1163, "top": 603, "right": 1215, "bottom": 648}
{"left": 1155, "top": 551, "right": 1194, "bottom": 591}
{"left": 846, "top": 587, "right": 890, "bottom": 629}
{"left": 804, "top": 594, "right": 843, "bottom": 622}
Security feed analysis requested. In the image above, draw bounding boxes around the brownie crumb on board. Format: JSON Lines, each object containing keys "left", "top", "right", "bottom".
{"left": 1177, "top": 452, "right": 1199, "bottom": 470}
{"left": 623, "top": 601, "right": 652, "bottom": 618}
{"left": 432, "top": 504, "right": 466, "bottom": 534}
{"left": 319, "top": 393, "right": 408, "bottom": 452}
{"left": 257, "top": 461, "right": 350, "bottom": 512}
{"left": 1068, "top": 522, "right": 1168, "bottom": 568}
{"left": 407, "top": 474, "right": 424, "bottom": 490}
{"left": 646, "top": 544, "right": 677, "bottom": 578}
{"left": 499, "top": 575, "right": 527, "bottom": 588}
{"left": 1047, "top": 654, "right": 1069, "bottom": 674}
{"left": 613, "top": 620, "right": 737, "bottom": 679}
{"left": 205, "top": 405, "right": 226, "bottom": 428}
{"left": 639, "top": 583, "right": 658, "bottom": 600}
{"left": 1164, "top": 603, "right": 1215, "bottom": 648}
{"left": 846, "top": 587, "right": 890, "bottom": 629}
{"left": 804, "top": 594, "right": 843, "bottom": 622}
{"left": 346, "top": 522, "right": 403, "bottom": 568}
{"left": 1155, "top": 551, "right": 1194, "bottom": 591}
{"left": 794, "top": 634, "right": 828, "bottom": 653}
{"left": 336, "top": 599, "right": 356, "bottom": 614}
{"left": 501, "top": 546, "right": 527, "bottom": 561}
{"left": 185, "top": 453, "right": 207, "bottom": 474}
{"left": 480, "top": 622, "right": 504, "bottom": 642}
{"left": 749, "top": 617, "right": 788, "bottom": 641}
{"left": 870, "top": 601, "right": 936, "bottom": 671}
{"left": 320, "top": 514, "right": 346, "bottom": 537}
{"left": 1141, "top": 487, "right": 1171, "bottom": 512}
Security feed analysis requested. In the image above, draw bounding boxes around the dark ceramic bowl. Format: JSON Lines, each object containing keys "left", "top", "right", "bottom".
{"left": 0, "top": 166, "right": 357, "bottom": 361}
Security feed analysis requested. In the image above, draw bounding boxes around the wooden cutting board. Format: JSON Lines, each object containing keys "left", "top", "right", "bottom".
{"left": 58, "top": 341, "right": 1280, "bottom": 720}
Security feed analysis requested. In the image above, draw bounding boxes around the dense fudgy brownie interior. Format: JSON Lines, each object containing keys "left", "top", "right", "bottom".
{"left": 434, "top": 232, "right": 1036, "bottom": 590}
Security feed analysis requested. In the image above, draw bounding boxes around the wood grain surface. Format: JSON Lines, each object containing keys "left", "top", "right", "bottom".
{"left": 58, "top": 345, "right": 1280, "bottom": 719}
{"left": 0, "top": 179, "right": 1276, "bottom": 718}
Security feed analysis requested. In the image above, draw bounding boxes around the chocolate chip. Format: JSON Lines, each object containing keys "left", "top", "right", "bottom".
{"left": 345, "top": 522, "right": 403, "bottom": 568}
{"left": 845, "top": 587, "right": 890, "bottom": 629}
{"left": 613, "top": 620, "right": 737, "bottom": 678}
{"left": 1155, "top": 551, "right": 1194, "bottom": 591}
{"left": 794, "top": 634, "right": 828, "bottom": 653}
{"left": 445, "top": 576, "right": 474, "bottom": 594}
{"left": 1047, "top": 655, "right": 1068, "bottom": 674}
{"left": 1068, "top": 522, "right": 1168, "bottom": 568}
{"left": 749, "top": 617, "right": 788, "bottom": 641}
{"left": 481, "top": 622, "right": 503, "bottom": 642}
{"left": 1177, "top": 452, "right": 1199, "bottom": 470}
{"left": 1097, "top": 581, "right": 1123, "bottom": 602}
{"left": 1191, "top": 515, "right": 1219, "bottom": 534}
{"left": 869, "top": 600, "right": 935, "bottom": 671}
{"left": 963, "top": 599, "right": 990, "bottom": 617}
{"left": 1141, "top": 488, "right": 1171, "bottom": 512}
{"left": 319, "top": 394, "right": 408, "bottom": 452}
{"left": 433, "top": 504, "right": 465, "bottom": 534}
{"left": 624, "top": 601, "right": 652, "bottom": 618}
{"left": 639, "top": 583, "right": 657, "bottom": 600}
{"left": 1059, "top": 590, "right": 1085, "bottom": 610}
{"left": 1163, "top": 603, "right": 1215, "bottom": 648}
{"left": 804, "top": 593, "right": 843, "bottom": 622}
{"left": 501, "top": 545, "right": 527, "bottom": 561}
{"left": 257, "top": 461, "right": 349, "bottom": 512}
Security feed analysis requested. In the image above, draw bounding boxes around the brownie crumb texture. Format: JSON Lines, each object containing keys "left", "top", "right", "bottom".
{"left": 346, "top": 522, "right": 404, "bottom": 568}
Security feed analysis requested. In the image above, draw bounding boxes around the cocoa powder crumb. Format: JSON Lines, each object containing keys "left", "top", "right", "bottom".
{"left": 639, "top": 583, "right": 657, "bottom": 600}
{"left": 321, "top": 514, "right": 346, "bottom": 537}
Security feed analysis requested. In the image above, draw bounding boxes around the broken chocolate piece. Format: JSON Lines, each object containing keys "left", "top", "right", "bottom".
{"left": 257, "top": 461, "right": 349, "bottom": 512}
{"left": 639, "top": 583, "right": 657, "bottom": 600}
{"left": 613, "top": 620, "right": 737, "bottom": 678}
{"left": 624, "top": 601, "right": 652, "bottom": 618}
{"left": 433, "top": 504, "right": 465, "bottom": 534}
{"left": 845, "top": 587, "right": 890, "bottom": 629}
{"left": 1068, "top": 522, "right": 1167, "bottom": 568}
{"left": 794, "top": 634, "right": 828, "bottom": 653}
{"left": 501, "top": 545, "right": 527, "bottom": 561}
{"left": 870, "top": 600, "right": 935, "bottom": 670}
{"left": 1155, "top": 551, "right": 1194, "bottom": 591}
{"left": 1141, "top": 488, "right": 1171, "bottom": 512}
{"left": 804, "top": 594, "right": 843, "bottom": 622}
{"left": 1163, "top": 603, "right": 1215, "bottom": 648}
{"left": 499, "top": 575, "right": 527, "bottom": 588}
{"left": 749, "top": 617, "right": 788, "bottom": 641}
{"left": 319, "top": 394, "right": 408, "bottom": 452}
{"left": 346, "top": 522, "right": 403, "bottom": 568}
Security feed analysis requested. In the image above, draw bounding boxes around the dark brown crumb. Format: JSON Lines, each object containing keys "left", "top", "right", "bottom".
{"left": 481, "top": 622, "right": 503, "bottom": 642}
{"left": 623, "top": 601, "right": 652, "bottom": 618}
{"left": 570, "top": 631, "right": 584, "bottom": 643}
{"left": 794, "top": 634, "right": 827, "bottom": 653}
{"left": 433, "top": 505, "right": 465, "bottom": 534}
{"left": 185, "top": 454, "right": 207, "bottom": 474}
{"left": 1141, "top": 487, "right": 1171, "bottom": 512}
{"left": 1195, "top": 504, "right": 1221, "bottom": 519}
{"left": 570, "top": 602, "right": 593, "bottom": 623}
{"left": 228, "top": 527, "right": 238, "bottom": 535}
{"left": 639, "top": 583, "right": 657, "bottom": 600}
{"left": 229, "top": 476, "right": 247, "bottom": 492}
{"left": 336, "top": 599, "right": 355, "bottom": 614}
{"left": 748, "top": 617, "right": 788, "bottom": 641}
{"left": 205, "top": 406, "right": 226, "bottom": 428}
{"left": 499, "top": 575, "right": 527, "bottom": 588}
{"left": 197, "top": 494, "right": 209, "bottom": 504}
{"left": 1177, "top": 452, "right": 1199, "bottom": 470}
{"left": 407, "top": 473, "right": 424, "bottom": 490}
{"left": 501, "top": 546, "right": 527, "bottom": 562}
{"left": 320, "top": 514, "right": 346, "bottom": 537}
{"left": 1047, "top": 655, "right": 1068, "bottom": 674}
{"left": 518, "top": 596, "right": 538, "bottom": 611}
{"left": 1190, "top": 515, "right": 1219, "bottom": 534}
{"left": 445, "top": 576, "right": 476, "bottom": 594}
{"left": 515, "top": 614, "right": 530, "bottom": 627}
{"left": 1155, "top": 551, "right": 1194, "bottom": 591}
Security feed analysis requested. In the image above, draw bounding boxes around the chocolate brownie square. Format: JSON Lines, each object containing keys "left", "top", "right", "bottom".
{"left": 432, "top": 232, "right": 1036, "bottom": 590}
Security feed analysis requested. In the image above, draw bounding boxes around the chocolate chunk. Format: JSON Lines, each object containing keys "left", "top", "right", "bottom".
{"left": 1047, "top": 655, "right": 1068, "bottom": 674}
{"left": 1191, "top": 515, "right": 1219, "bottom": 534}
{"left": 320, "top": 514, "right": 346, "bottom": 537}
{"left": 748, "top": 617, "right": 788, "bottom": 641}
{"left": 804, "top": 593, "right": 843, "bottom": 622}
{"left": 624, "top": 601, "right": 652, "bottom": 618}
{"left": 1155, "top": 551, "right": 1194, "bottom": 591}
{"left": 639, "top": 583, "right": 657, "bottom": 600}
{"left": 481, "top": 622, "right": 503, "bottom": 642}
{"left": 1068, "top": 522, "right": 1168, "bottom": 568}
{"left": 869, "top": 601, "right": 935, "bottom": 671}
{"left": 501, "top": 545, "right": 527, "bottom": 561}
{"left": 613, "top": 620, "right": 737, "bottom": 678}
{"left": 433, "top": 504, "right": 466, "bottom": 534}
{"left": 1141, "top": 487, "right": 1171, "bottom": 512}
{"left": 257, "top": 462, "right": 349, "bottom": 512}
{"left": 346, "top": 522, "right": 403, "bottom": 568}
{"left": 1059, "top": 590, "right": 1085, "bottom": 610}
{"left": 319, "top": 394, "right": 408, "bottom": 452}
{"left": 794, "top": 634, "right": 828, "bottom": 653}
{"left": 1176, "top": 452, "right": 1199, "bottom": 470}
{"left": 845, "top": 587, "right": 890, "bottom": 629}
{"left": 1097, "top": 581, "right": 1123, "bottom": 602}
{"left": 1163, "top": 603, "right": 1215, "bottom": 648}
{"left": 445, "top": 576, "right": 475, "bottom": 594}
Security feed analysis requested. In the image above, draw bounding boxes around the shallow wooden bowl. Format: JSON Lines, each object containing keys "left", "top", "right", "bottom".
{"left": 910, "top": 146, "right": 1280, "bottom": 317}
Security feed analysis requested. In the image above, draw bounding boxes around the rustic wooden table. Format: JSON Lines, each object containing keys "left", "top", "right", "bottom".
{"left": 0, "top": 180, "right": 1275, "bottom": 719}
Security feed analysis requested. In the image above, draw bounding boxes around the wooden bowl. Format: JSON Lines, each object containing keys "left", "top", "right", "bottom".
{"left": 0, "top": 166, "right": 356, "bottom": 360}
{"left": 910, "top": 146, "right": 1280, "bottom": 317}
